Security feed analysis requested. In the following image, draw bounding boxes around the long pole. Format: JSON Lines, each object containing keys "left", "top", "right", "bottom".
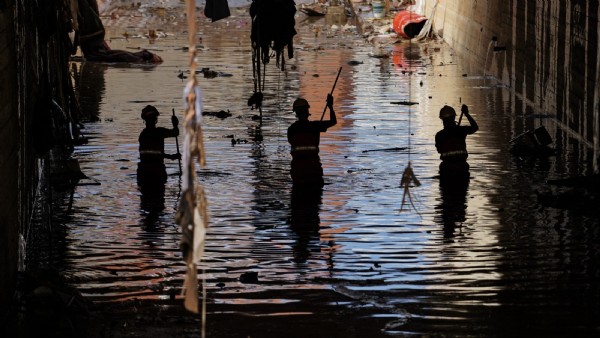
{"left": 457, "top": 97, "right": 464, "bottom": 126}
{"left": 173, "top": 108, "right": 182, "bottom": 174}
{"left": 320, "top": 66, "right": 343, "bottom": 121}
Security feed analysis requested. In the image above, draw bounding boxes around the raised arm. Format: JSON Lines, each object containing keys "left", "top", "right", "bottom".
{"left": 461, "top": 104, "right": 478, "bottom": 134}
{"left": 164, "top": 115, "right": 180, "bottom": 160}
{"left": 165, "top": 114, "right": 180, "bottom": 137}
{"left": 324, "top": 94, "right": 337, "bottom": 128}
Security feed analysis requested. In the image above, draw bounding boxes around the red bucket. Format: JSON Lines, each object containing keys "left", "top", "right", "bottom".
{"left": 393, "top": 11, "right": 427, "bottom": 39}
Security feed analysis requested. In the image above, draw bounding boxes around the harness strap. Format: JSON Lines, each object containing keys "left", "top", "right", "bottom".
{"left": 291, "top": 146, "right": 318, "bottom": 152}
{"left": 441, "top": 150, "right": 467, "bottom": 159}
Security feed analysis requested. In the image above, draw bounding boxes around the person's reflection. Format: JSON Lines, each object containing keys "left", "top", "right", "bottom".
{"left": 290, "top": 186, "right": 323, "bottom": 263}
{"left": 138, "top": 162, "right": 166, "bottom": 230}
{"left": 436, "top": 171, "right": 470, "bottom": 238}
{"left": 139, "top": 181, "right": 166, "bottom": 213}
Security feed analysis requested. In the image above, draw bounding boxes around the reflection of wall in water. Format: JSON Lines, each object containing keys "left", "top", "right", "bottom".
{"left": 424, "top": 0, "right": 600, "bottom": 172}
{"left": 72, "top": 62, "right": 106, "bottom": 122}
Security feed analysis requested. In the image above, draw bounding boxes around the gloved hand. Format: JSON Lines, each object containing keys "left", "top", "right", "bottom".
{"left": 461, "top": 104, "right": 469, "bottom": 115}
{"left": 171, "top": 115, "right": 179, "bottom": 127}
{"left": 327, "top": 94, "right": 334, "bottom": 108}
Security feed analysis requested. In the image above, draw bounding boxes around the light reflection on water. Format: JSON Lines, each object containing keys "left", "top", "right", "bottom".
{"left": 62, "top": 9, "right": 600, "bottom": 336}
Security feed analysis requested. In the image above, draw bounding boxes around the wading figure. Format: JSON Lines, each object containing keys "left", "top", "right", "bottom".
{"left": 435, "top": 104, "right": 478, "bottom": 236}
{"left": 435, "top": 104, "right": 478, "bottom": 179}
{"left": 287, "top": 94, "right": 337, "bottom": 187}
{"left": 137, "top": 105, "right": 180, "bottom": 211}
{"left": 76, "top": 0, "right": 163, "bottom": 63}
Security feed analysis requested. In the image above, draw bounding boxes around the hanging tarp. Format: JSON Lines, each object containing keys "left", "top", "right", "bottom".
{"left": 250, "top": 0, "right": 297, "bottom": 70}
{"left": 204, "top": 0, "right": 230, "bottom": 22}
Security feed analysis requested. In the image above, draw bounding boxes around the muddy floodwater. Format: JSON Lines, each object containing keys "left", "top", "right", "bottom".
{"left": 50, "top": 6, "right": 600, "bottom": 337}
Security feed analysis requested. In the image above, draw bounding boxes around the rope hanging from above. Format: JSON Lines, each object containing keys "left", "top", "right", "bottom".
{"left": 177, "top": 0, "right": 209, "bottom": 323}
{"left": 400, "top": 11, "right": 421, "bottom": 214}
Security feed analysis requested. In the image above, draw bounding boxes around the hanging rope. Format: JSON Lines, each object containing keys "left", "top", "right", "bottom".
{"left": 176, "top": 3, "right": 209, "bottom": 335}
{"left": 400, "top": 11, "right": 421, "bottom": 213}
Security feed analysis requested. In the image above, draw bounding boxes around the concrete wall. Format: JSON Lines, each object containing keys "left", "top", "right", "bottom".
{"left": 0, "top": 0, "right": 19, "bottom": 310}
{"left": 0, "top": 0, "right": 76, "bottom": 318}
{"left": 424, "top": 0, "right": 600, "bottom": 172}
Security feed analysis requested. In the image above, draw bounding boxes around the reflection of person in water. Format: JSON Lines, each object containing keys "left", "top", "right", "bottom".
{"left": 76, "top": 0, "right": 163, "bottom": 63}
{"left": 436, "top": 173, "right": 469, "bottom": 238}
{"left": 434, "top": 104, "right": 477, "bottom": 238}
{"left": 289, "top": 186, "right": 323, "bottom": 263}
{"left": 137, "top": 105, "right": 180, "bottom": 212}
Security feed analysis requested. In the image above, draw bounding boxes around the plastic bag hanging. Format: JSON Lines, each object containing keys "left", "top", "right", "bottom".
{"left": 400, "top": 161, "right": 421, "bottom": 213}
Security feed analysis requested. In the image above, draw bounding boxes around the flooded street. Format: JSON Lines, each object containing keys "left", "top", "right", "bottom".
{"left": 56, "top": 5, "right": 600, "bottom": 337}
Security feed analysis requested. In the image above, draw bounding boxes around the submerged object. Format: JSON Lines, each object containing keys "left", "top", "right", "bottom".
{"left": 299, "top": 6, "right": 325, "bottom": 17}
{"left": 510, "top": 126, "right": 555, "bottom": 157}
{"left": 393, "top": 11, "right": 428, "bottom": 39}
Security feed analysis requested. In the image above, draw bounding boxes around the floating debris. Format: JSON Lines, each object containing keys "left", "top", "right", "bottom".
{"left": 202, "top": 110, "right": 232, "bottom": 119}
{"left": 362, "top": 147, "right": 407, "bottom": 153}
{"left": 299, "top": 7, "right": 325, "bottom": 17}
{"left": 391, "top": 101, "right": 419, "bottom": 106}
{"left": 239, "top": 271, "right": 258, "bottom": 284}
{"left": 195, "top": 67, "right": 233, "bottom": 78}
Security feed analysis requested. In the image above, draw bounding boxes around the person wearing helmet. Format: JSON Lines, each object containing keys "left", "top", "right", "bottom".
{"left": 435, "top": 104, "right": 478, "bottom": 178}
{"left": 287, "top": 94, "right": 337, "bottom": 187}
{"left": 137, "top": 105, "right": 180, "bottom": 189}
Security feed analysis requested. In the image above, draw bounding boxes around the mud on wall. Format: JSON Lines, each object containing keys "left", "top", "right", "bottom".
{"left": 0, "top": 0, "right": 77, "bottom": 313}
{"left": 424, "top": 0, "right": 600, "bottom": 172}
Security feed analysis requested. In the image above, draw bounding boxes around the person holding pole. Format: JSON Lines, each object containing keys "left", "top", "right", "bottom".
{"left": 137, "top": 105, "right": 181, "bottom": 187}
{"left": 287, "top": 94, "right": 337, "bottom": 187}
{"left": 435, "top": 104, "right": 478, "bottom": 179}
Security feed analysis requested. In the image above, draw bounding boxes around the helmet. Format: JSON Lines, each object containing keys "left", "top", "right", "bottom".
{"left": 439, "top": 105, "right": 456, "bottom": 119}
{"left": 293, "top": 98, "right": 310, "bottom": 111}
{"left": 141, "top": 105, "right": 159, "bottom": 119}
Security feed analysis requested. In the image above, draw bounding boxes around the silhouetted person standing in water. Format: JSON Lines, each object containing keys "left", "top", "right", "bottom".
{"left": 287, "top": 95, "right": 335, "bottom": 260}
{"left": 435, "top": 104, "right": 478, "bottom": 238}
{"left": 287, "top": 94, "right": 337, "bottom": 187}
{"left": 137, "top": 105, "right": 180, "bottom": 211}
{"left": 435, "top": 104, "right": 478, "bottom": 178}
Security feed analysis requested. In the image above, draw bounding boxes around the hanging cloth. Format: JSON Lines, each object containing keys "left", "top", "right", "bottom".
{"left": 205, "top": 0, "right": 231, "bottom": 22}
{"left": 250, "top": 0, "right": 297, "bottom": 70}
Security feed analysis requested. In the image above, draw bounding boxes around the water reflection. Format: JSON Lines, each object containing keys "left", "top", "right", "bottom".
{"left": 138, "top": 179, "right": 166, "bottom": 214}
{"left": 73, "top": 61, "right": 106, "bottom": 122}
{"left": 436, "top": 172, "right": 469, "bottom": 239}
{"left": 58, "top": 7, "right": 600, "bottom": 336}
{"left": 290, "top": 186, "right": 322, "bottom": 263}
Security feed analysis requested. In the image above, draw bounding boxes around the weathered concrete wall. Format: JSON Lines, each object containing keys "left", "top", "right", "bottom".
{"left": 424, "top": 0, "right": 600, "bottom": 172}
{"left": 0, "top": 0, "right": 19, "bottom": 310}
{"left": 0, "top": 0, "right": 77, "bottom": 319}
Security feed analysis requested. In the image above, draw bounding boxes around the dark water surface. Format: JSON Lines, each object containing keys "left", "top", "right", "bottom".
{"left": 60, "top": 8, "right": 600, "bottom": 337}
